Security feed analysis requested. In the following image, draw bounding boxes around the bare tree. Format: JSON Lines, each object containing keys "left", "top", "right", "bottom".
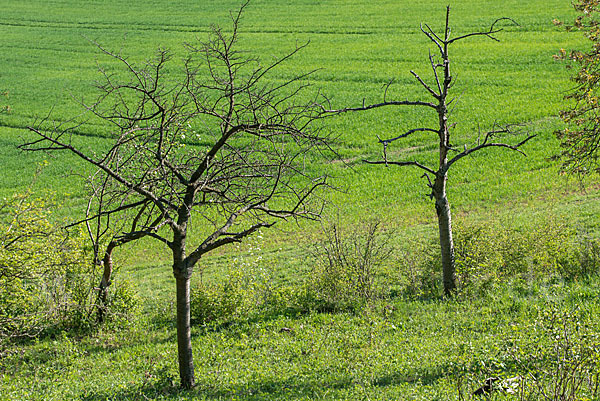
{"left": 21, "top": 4, "right": 329, "bottom": 388}
{"left": 78, "top": 171, "right": 164, "bottom": 324}
{"left": 322, "top": 6, "right": 534, "bottom": 296}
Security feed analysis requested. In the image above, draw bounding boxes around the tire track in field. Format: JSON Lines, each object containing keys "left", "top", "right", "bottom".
{"left": 0, "top": 119, "right": 113, "bottom": 142}
{"left": 0, "top": 17, "right": 559, "bottom": 36}
{"left": 0, "top": 18, "right": 396, "bottom": 36}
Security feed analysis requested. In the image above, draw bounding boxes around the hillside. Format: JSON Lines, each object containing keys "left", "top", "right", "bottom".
{"left": 1, "top": 1, "right": 600, "bottom": 400}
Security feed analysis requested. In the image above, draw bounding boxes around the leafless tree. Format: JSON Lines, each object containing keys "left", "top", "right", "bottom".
{"left": 78, "top": 171, "right": 164, "bottom": 324}
{"left": 21, "top": 3, "right": 330, "bottom": 388}
{"left": 321, "top": 6, "right": 534, "bottom": 296}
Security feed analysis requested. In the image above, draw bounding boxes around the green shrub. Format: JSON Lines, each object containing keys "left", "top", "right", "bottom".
{"left": 307, "top": 220, "right": 393, "bottom": 312}
{"left": 0, "top": 191, "right": 138, "bottom": 340}
{"left": 557, "top": 235, "right": 600, "bottom": 279}
{"left": 190, "top": 276, "right": 245, "bottom": 324}
{"left": 454, "top": 301, "right": 600, "bottom": 400}
{"left": 507, "top": 305, "right": 600, "bottom": 401}
{"left": 452, "top": 216, "right": 599, "bottom": 295}
{"left": 189, "top": 229, "right": 378, "bottom": 324}
{"left": 191, "top": 233, "right": 284, "bottom": 324}
{"left": 191, "top": 274, "right": 318, "bottom": 325}
{"left": 401, "top": 216, "right": 600, "bottom": 298}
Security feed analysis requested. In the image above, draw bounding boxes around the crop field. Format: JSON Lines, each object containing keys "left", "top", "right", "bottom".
{"left": 1, "top": 0, "right": 595, "bottom": 221}
{"left": 2, "top": 0, "right": 600, "bottom": 400}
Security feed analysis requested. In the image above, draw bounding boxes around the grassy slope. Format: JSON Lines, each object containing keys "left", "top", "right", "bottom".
{"left": 0, "top": 0, "right": 589, "bottom": 210}
{"left": 2, "top": 0, "right": 600, "bottom": 399}
{"left": 2, "top": 280, "right": 600, "bottom": 400}
{"left": 3, "top": 0, "right": 596, "bottom": 270}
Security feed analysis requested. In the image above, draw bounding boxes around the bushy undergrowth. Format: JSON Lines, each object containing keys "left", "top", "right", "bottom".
{"left": 511, "top": 305, "right": 600, "bottom": 400}
{"left": 454, "top": 301, "right": 600, "bottom": 400}
{"left": 4, "top": 214, "right": 600, "bottom": 400}
{"left": 191, "top": 234, "right": 305, "bottom": 324}
{"left": 192, "top": 215, "right": 600, "bottom": 327}
{"left": 403, "top": 216, "right": 600, "bottom": 298}
{"left": 307, "top": 220, "right": 394, "bottom": 312}
{"left": 190, "top": 222, "right": 395, "bottom": 324}
{"left": 0, "top": 191, "right": 138, "bottom": 341}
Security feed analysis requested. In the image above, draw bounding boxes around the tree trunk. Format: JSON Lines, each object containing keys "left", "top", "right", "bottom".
{"left": 96, "top": 241, "right": 116, "bottom": 323}
{"left": 175, "top": 270, "right": 195, "bottom": 389}
{"left": 434, "top": 175, "right": 457, "bottom": 296}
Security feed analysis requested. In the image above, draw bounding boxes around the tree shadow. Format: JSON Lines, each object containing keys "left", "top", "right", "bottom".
{"left": 80, "top": 371, "right": 356, "bottom": 401}
{"left": 372, "top": 362, "right": 455, "bottom": 388}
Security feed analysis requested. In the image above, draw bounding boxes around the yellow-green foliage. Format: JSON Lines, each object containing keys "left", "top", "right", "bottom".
{"left": 452, "top": 216, "right": 600, "bottom": 295}
{"left": 308, "top": 220, "right": 393, "bottom": 312}
{"left": 555, "top": 0, "right": 600, "bottom": 175}
{"left": 0, "top": 191, "right": 93, "bottom": 338}
{"left": 191, "top": 235, "right": 277, "bottom": 324}
{"left": 398, "top": 215, "right": 600, "bottom": 298}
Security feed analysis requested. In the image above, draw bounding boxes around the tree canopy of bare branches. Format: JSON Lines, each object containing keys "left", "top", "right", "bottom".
{"left": 21, "top": 3, "right": 330, "bottom": 388}
{"left": 321, "top": 6, "right": 534, "bottom": 296}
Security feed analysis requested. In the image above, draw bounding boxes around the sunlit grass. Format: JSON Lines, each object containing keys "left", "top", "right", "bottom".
{"left": 1, "top": 1, "right": 600, "bottom": 399}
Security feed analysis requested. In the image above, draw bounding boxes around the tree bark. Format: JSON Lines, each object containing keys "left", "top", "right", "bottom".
{"left": 96, "top": 241, "right": 116, "bottom": 323}
{"left": 175, "top": 269, "right": 195, "bottom": 389}
{"left": 434, "top": 175, "right": 456, "bottom": 296}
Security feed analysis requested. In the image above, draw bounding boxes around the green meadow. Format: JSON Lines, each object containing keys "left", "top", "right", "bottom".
{"left": 2, "top": 0, "right": 600, "bottom": 400}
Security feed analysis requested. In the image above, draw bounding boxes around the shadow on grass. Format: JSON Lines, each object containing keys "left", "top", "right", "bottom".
{"left": 80, "top": 372, "right": 356, "bottom": 401}
{"left": 78, "top": 357, "right": 485, "bottom": 401}
{"left": 190, "top": 307, "right": 313, "bottom": 337}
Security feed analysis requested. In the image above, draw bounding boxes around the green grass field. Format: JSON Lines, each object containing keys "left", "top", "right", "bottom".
{"left": 2, "top": 0, "right": 600, "bottom": 400}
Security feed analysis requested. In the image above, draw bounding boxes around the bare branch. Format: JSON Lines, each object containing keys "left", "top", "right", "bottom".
{"left": 447, "top": 133, "right": 536, "bottom": 170}
{"left": 447, "top": 17, "right": 519, "bottom": 44}
{"left": 188, "top": 221, "right": 272, "bottom": 264}
{"left": 66, "top": 199, "right": 148, "bottom": 229}
{"left": 420, "top": 23, "right": 445, "bottom": 56}
{"left": 363, "top": 159, "right": 437, "bottom": 175}
{"left": 411, "top": 70, "right": 440, "bottom": 99}
{"left": 429, "top": 51, "right": 443, "bottom": 94}
{"left": 380, "top": 127, "right": 439, "bottom": 145}
{"left": 383, "top": 80, "right": 394, "bottom": 103}
{"left": 335, "top": 6, "right": 527, "bottom": 297}
{"left": 320, "top": 99, "right": 437, "bottom": 115}
{"left": 21, "top": 4, "right": 333, "bottom": 388}
{"left": 22, "top": 127, "right": 177, "bottom": 221}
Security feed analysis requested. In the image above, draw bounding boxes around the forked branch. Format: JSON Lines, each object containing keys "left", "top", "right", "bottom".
{"left": 447, "top": 17, "right": 519, "bottom": 45}
{"left": 447, "top": 130, "right": 536, "bottom": 170}
{"left": 364, "top": 159, "right": 437, "bottom": 175}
